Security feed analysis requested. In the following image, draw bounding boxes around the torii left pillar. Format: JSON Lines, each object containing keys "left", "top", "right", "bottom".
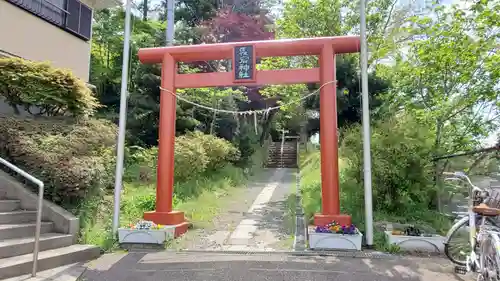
{"left": 138, "top": 36, "right": 361, "bottom": 237}
{"left": 142, "top": 53, "right": 189, "bottom": 237}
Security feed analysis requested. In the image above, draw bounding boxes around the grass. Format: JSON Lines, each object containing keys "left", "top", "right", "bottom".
{"left": 279, "top": 172, "right": 298, "bottom": 250}
{"left": 299, "top": 147, "right": 452, "bottom": 252}
{"left": 176, "top": 166, "right": 245, "bottom": 228}
{"left": 78, "top": 164, "right": 251, "bottom": 251}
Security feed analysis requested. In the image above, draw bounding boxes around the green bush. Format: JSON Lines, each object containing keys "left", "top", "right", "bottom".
{"left": 0, "top": 57, "right": 100, "bottom": 117}
{"left": 300, "top": 115, "right": 450, "bottom": 242}
{"left": 340, "top": 113, "right": 435, "bottom": 212}
{"left": 232, "top": 121, "right": 260, "bottom": 167}
{"left": 124, "top": 131, "right": 241, "bottom": 183}
{"left": 186, "top": 131, "right": 240, "bottom": 170}
{"left": 123, "top": 146, "right": 158, "bottom": 183}
{"left": 174, "top": 134, "right": 210, "bottom": 181}
{"left": 0, "top": 115, "right": 117, "bottom": 205}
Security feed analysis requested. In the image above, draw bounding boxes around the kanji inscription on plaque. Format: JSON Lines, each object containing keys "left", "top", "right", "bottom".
{"left": 234, "top": 45, "right": 255, "bottom": 82}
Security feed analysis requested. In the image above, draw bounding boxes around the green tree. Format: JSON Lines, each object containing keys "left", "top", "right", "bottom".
{"left": 380, "top": 1, "right": 500, "bottom": 209}
{"left": 383, "top": 2, "right": 500, "bottom": 160}
{"left": 259, "top": 0, "right": 395, "bottom": 139}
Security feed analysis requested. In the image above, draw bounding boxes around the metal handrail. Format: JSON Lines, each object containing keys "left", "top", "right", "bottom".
{"left": 0, "top": 157, "right": 44, "bottom": 277}
{"left": 296, "top": 139, "right": 300, "bottom": 168}
{"left": 280, "top": 130, "right": 288, "bottom": 168}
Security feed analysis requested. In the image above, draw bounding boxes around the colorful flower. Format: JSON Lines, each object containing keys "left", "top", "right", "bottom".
{"left": 314, "top": 220, "right": 358, "bottom": 235}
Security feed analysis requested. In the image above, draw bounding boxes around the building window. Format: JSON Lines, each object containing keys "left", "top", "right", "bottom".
{"left": 5, "top": 0, "right": 92, "bottom": 41}
{"left": 43, "top": 0, "right": 66, "bottom": 25}
{"left": 65, "top": 0, "right": 92, "bottom": 40}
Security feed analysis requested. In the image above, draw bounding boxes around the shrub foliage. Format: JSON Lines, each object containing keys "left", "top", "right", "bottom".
{"left": 340, "top": 113, "right": 435, "bottom": 212}
{"left": 0, "top": 57, "right": 100, "bottom": 117}
{"left": 0, "top": 115, "right": 117, "bottom": 204}
{"left": 124, "top": 131, "right": 241, "bottom": 183}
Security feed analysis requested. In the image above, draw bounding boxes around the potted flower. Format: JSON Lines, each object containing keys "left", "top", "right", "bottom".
{"left": 118, "top": 220, "right": 175, "bottom": 244}
{"left": 308, "top": 221, "right": 363, "bottom": 250}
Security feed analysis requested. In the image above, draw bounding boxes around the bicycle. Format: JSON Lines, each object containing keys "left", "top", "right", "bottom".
{"left": 443, "top": 171, "right": 500, "bottom": 280}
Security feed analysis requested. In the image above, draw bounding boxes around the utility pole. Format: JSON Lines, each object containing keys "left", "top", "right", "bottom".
{"left": 166, "top": 0, "right": 175, "bottom": 46}
{"left": 360, "top": 0, "right": 374, "bottom": 248}
{"left": 112, "top": 0, "right": 133, "bottom": 235}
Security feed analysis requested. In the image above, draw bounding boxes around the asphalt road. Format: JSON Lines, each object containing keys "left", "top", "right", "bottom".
{"left": 80, "top": 252, "right": 470, "bottom": 281}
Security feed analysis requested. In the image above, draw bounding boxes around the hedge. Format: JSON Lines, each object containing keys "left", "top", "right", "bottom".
{"left": 0, "top": 114, "right": 241, "bottom": 205}
{"left": 124, "top": 132, "right": 241, "bottom": 184}
{"left": 184, "top": 131, "right": 240, "bottom": 171}
{"left": 0, "top": 57, "right": 100, "bottom": 117}
{"left": 0, "top": 115, "right": 117, "bottom": 205}
{"left": 340, "top": 113, "right": 435, "bottom": 212}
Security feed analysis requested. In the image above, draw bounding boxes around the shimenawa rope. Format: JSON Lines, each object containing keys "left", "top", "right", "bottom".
{"left": 158, "top": 80, "right": 337, "bottom": 116}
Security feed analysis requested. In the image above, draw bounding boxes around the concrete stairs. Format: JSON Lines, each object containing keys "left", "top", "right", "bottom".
{"left": 0, "top": 194, "right": 100, "bottom": 280}
{"left": 266, "top": 141, "right": 298, "bottom": 168}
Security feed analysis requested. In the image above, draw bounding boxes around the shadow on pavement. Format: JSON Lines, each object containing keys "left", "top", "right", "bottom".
{"left": 81, "top": 252, "right": 470, "bottom": 281}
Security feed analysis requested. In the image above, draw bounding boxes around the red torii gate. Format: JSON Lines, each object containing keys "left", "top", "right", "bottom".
{"left": 138, "top": 36, "right": 360, "bottom": 237}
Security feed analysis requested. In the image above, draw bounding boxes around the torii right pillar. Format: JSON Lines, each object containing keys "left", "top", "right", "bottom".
{"left": 314, "top": 43, "right": 351, "bottom": 227}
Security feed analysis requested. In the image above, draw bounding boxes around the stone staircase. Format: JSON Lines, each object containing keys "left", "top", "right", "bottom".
{"left": 0, "top": 171, "right": 100, "bottom": 280}
{"left": 266, "top": 141, "right": 298, "bottom": 168}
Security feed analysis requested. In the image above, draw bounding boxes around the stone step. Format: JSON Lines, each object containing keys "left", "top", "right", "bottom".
{"left": 0, "top": 200, "right": 20, "bottom": 212}
{"left": 0, "top": 233, "right": 73, "bottom": 259}
{"left": 267, "top": 155, "right": 297, "bottom": 158}
{"left": 267, "top": 156, "right": 297, "bottom": 159}
{"left": 268, "top": 155, "right": 297, "bottom": 159}
{"left": 0, "top": 222, "right": 53, "bottom": 240}
{"left": 267, "top": 165, "right": 297, "bottom": 167}
{"left": 0, "top": 244, "right": 100, "bottom": 280}
{"left": 0, "top": 210, "right": 37, "bottom": 224}
{"left": 1, "top": 262, "right": 86, "bottom": 281}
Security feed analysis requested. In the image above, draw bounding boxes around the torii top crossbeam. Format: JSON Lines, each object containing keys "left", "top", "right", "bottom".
{"left": 138, "top": 36, "right": 360, "bottom": 90}
{"left": 139, "top": 36, "right": 360, "bottom": 63}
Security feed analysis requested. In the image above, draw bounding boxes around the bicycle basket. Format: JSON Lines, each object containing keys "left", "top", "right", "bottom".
{"left": 484, "top": 189, "right": 500, "bottom": 209}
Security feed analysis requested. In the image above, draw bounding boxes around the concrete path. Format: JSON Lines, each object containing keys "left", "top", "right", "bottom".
{"left": 224, "top": 168, "right": 295, "bottom": 251}
{"left": 80, "top": 251, "right": 472, "bottom": 281}
{"left": 177, "top": 168, "right": 296, "bottom": 251}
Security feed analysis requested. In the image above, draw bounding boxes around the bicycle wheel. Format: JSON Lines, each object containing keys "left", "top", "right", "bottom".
{"left": 445, "top": 217, "right": 497, "bottom": 266}
{"left": 445, "top": 217, "right": 474, "bottom": 266}
{"left": 478, "top": 231, "right": 500, "bottom": 281}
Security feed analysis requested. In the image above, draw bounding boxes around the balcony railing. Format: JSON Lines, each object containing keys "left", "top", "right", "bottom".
{"left": 5, "top": 0, "right": 92, "bottom": 40}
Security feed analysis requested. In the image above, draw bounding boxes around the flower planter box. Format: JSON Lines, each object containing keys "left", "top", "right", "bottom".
{"left": 385, "top": 231, "right": 445, "bottom": 253}
{"left": 308, "top": 226, "right": 363, "bottom": 251}
{"left": 118, "top": 226, "right": 175, "bottom": 244}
